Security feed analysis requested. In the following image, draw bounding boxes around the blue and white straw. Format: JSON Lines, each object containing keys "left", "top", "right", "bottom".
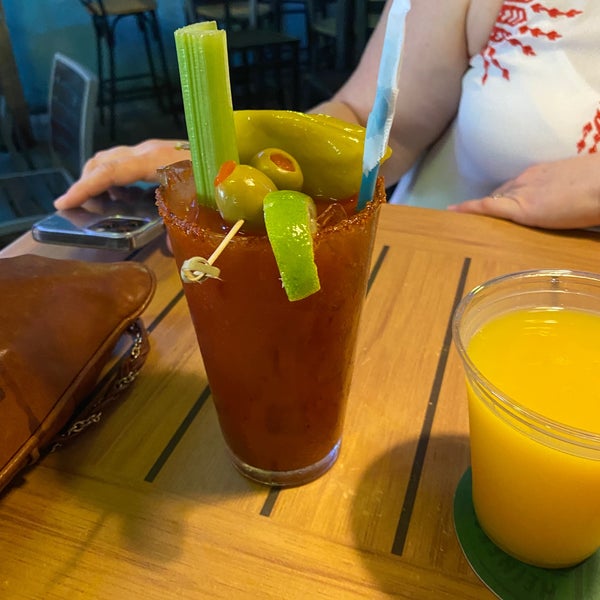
{"left": 358, "top": 0, "right": 411, "bottom": 210}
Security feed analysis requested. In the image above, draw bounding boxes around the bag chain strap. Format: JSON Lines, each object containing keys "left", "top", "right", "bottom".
{"left": 49, "top": 319, "right": 150, "bottom": 452}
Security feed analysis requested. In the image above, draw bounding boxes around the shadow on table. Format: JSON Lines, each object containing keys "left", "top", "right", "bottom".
{"left": 21, "top": 368, "right": 261, "bottom": 558}
{"left": 350, "top": 433, "right": 473, "bottom": 595}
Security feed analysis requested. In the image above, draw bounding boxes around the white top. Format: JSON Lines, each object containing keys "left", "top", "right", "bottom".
{"left": 391, "top": 0, "right": 600, "bottom": 207}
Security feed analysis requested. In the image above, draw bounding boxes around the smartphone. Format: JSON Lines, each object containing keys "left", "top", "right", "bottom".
{"left": 32, "top": 186, "right": 164, "bottom": 250}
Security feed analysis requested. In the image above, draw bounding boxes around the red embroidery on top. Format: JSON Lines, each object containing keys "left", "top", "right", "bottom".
{"left": 480, "top": 1, "right": 582, "bottom": 84}
{"left": 577, "top": 108, "right": 600, "bottom": 154}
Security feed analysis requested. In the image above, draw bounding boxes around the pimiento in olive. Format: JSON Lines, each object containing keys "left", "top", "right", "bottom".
{"left": 214, "top": 160, "right": 277, "bottom": 229}
{"left": 250, "top": 148, "right": 303, "bottom": 192}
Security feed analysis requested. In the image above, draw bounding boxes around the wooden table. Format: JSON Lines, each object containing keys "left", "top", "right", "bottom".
{"left": 0, "top": 205, "right": 598, "bottom": 599}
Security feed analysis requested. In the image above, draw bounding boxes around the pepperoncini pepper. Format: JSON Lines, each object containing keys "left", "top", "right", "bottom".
{"left": 234, "top": 110, "right": 391, "bottom": 202}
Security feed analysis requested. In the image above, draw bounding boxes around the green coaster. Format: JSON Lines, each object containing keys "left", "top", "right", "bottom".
{"left": 453, "top": 468, "right": 600, "bottom": 599}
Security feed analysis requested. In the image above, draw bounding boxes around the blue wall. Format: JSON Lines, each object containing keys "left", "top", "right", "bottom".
{"left": 3, "top": 0, "right": 186, "bottom": 113}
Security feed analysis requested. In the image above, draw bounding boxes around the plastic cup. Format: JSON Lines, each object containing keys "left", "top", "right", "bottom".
{"left": 452, "top": 269, "right": 600, "bottom": 568}
{"left": 156, "top": 160, "right": 384, "bottom": 487}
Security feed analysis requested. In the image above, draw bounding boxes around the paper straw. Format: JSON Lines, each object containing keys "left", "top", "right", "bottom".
{"left": 358, "top": 0, "right": 411, "bottom": 210}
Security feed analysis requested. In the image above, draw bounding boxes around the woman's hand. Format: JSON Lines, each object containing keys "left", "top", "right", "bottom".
{"left": 449, "top": 155, "right": 600, "bottom": 229}
{"left": 54, "top": 139, "right": 191, "bottom": 209}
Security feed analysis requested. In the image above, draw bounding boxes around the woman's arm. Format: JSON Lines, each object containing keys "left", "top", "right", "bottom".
{"left": 311, "top": 0, "right": 475, "bottom": 186}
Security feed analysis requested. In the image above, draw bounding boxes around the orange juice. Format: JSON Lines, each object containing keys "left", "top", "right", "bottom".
{"left": 466, "top": 307, "right": 600, "bottom": 568}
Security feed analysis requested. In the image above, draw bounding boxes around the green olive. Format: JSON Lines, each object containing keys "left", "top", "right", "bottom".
{"left": 250, "top": 148, "right": 304, "bottom": 191}
{"left": 214, "top": 161, "right": 277, "bottom": 229}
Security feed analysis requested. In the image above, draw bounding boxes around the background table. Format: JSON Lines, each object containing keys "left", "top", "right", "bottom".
{"left": 0, "top": 204, "right": 597, "bottom": 599}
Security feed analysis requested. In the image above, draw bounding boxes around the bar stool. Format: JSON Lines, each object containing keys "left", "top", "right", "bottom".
{"left": 184, "top": 0, "right": 302, "bottom": 110}
{"left": 78, "top": 0, "right": 177, "bottom": 139}
{"left": 183, "top": 0, "right": 274, "bottom": 29}
{"left": 227, "top": 29, "right": 300, "bottom": 109}
{"left": 302, "top": 0, "right": 353, "bottom": 106}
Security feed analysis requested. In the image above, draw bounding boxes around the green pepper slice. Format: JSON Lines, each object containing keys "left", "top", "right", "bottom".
{"left": 234, "top": 110, "right": 391, "bottom": 202}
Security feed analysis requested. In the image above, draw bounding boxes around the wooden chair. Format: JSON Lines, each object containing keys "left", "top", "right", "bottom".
{"left": 0, "top": 53, "right": 98, "bottom": 246}
{"left": 78, "top": 0, "right": 176, "bottom": 139}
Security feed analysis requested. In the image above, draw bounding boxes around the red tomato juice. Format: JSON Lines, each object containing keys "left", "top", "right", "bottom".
{"left": 156, "top": 160, "right": 384, "bottom": 486}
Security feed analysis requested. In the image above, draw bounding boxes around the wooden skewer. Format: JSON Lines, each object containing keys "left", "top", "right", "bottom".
{"left": 180, "top": 219, "right": 245, "bottom": 284}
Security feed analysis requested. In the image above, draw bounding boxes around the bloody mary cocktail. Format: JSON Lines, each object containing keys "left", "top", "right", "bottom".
{"left": 157, "top": 159, "right": 384, "bottom": 486}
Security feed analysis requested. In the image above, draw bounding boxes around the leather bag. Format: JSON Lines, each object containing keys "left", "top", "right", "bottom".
{"left": 0, "top": 254, "right": 156, "bottom": 493}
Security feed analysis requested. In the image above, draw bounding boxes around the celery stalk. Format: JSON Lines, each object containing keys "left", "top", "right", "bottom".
{"left": 174, "top": 22, "right": 239, "bottom": 209}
